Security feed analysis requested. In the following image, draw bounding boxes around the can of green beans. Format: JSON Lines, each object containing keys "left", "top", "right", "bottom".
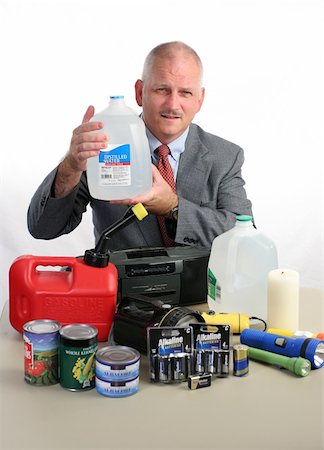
{"left": 59, "top": 324, "right": 98, "bottom": 391}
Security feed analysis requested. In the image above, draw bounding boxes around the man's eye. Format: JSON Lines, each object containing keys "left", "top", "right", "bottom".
{"left": 181, "top": 91, "right": 192, "bottom": 97}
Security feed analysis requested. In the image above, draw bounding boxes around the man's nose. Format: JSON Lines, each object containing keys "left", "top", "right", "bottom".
{"left": 164, "top": 91, "right": 180, "bottom": 110}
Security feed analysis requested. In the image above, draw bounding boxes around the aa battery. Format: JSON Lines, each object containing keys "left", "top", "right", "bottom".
{"left": 233, "top": 344, "right": 249, "bottom": 376}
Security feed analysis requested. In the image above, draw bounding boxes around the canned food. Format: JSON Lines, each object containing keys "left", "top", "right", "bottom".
{"left": 96, "top": 376, "right": 139, "bottom": 398}
{"left": 59, "top": 324, "right": 98, "bottom": 391}
{"left": 96, "top": 346, "right": 140, "bottom": 381}
{"left": 233, "top": 344, "right": 249, "bottom": 376}
{"left": 23, "top": 319, "right": 61, "bottom": 386}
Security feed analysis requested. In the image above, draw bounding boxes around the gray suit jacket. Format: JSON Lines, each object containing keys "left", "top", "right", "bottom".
{"left": 27, "top": 123, "right": 253, "bottom": 250}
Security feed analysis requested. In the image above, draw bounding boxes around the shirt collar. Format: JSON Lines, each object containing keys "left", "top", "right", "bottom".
{"left": 145, "top": 127, "right": 189, "bottom": 163}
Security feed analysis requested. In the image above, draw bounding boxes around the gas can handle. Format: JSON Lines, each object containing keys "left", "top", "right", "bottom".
{"left": 29, "top": 256, "right": 76, "bottom": 273}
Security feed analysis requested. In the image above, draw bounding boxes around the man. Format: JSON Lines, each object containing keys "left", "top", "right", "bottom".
{"left": 28, "top": 41, "right": 253, "bottom": 249}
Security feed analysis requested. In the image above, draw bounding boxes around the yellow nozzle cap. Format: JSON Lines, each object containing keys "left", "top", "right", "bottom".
{"left": 131, "top": 203, "right": 148, "bottom": 221}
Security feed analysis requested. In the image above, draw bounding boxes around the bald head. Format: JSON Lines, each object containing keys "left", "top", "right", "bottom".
{"left": 142, "top": 41, "right": 204, "bottom": 87}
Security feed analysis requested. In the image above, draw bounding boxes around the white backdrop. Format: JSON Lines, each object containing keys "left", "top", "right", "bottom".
{"left": 1, "top": 0, "right": 323, "bottom": 313}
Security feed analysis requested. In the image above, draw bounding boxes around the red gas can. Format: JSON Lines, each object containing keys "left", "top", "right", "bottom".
{"left": 9, "top": 255, "right": 118, "bottom": 342}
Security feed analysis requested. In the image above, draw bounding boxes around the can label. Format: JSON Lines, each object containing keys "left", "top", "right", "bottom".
{"left": 95, "top": 376, "right": 139, "bottom": 398}
{"left": 59, "top": 343, "right": 97, "bottom": 390}
{"left": 24, "top": 327, "right": 59, "bottom": 386}
{"left": 96, "top": 359, "right": 139, "bottom": 381}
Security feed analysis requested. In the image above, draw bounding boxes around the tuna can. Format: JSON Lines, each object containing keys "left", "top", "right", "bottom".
{"left": 95, "top": 376, "right": 139, "bottom": 398}
{"left": 59, "top": 324, "right": 98, "bottom": 391}
{"left": 95, "top": 346, "right": 140, "bottom": 397}
{"left": 23, "top": 319, "right": 61, "bottom": 386}
{"left": 233, "top": 344, "right": 249, "bottom": 376}
{"left": 96, "top": 346, "right": 140, "bottom": 381}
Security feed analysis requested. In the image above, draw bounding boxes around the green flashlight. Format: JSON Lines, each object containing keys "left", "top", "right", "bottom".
{"left": 248, "top": 347, "right": 311, "bottom": 377}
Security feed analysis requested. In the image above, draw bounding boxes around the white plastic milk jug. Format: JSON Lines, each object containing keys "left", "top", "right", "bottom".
{"left": 87, "top": 96, "right": 152, "bottom": 200}
{"left": 207, "top": 215, "right": 278, "bottom": 321}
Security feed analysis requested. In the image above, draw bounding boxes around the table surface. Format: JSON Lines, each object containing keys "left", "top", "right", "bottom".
{"left": 0, "top": 289, "right": 323, "bottom": 450}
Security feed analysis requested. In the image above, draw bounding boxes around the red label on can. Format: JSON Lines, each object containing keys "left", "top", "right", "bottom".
{"left": 23, "top": 320, "right": 60, "bottom": 386}
{"left": 24, "top": 340, "right": 33, "bottom": 371}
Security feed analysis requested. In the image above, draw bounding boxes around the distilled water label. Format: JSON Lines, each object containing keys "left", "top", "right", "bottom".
{"left": 99, "top": 144, "right": 131, "bottom": 186}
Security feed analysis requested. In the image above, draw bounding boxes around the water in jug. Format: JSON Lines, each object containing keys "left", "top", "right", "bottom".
{"left": 207, "top": 215, "right": 278, "bottom": 321}
{"left": 87, "top": 95, "right": 152, "bottom": 200}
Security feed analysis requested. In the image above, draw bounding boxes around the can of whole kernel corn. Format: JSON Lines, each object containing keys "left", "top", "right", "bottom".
{"left": 23, "top": 319, "right": 61, "bottom": 386}
{"left": 59, "top": 324, "right": 98, "bottom": 391}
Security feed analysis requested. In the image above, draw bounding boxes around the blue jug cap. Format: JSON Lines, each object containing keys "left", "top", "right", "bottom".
{"left": 236, "top": 215, "right": 253, "bottom": 222}
{"left": 110, "top": 95, "right": 124, "bottom": 99}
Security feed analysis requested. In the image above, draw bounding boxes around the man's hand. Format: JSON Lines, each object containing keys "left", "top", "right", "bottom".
{"left": 66, "top": 105, "right": 108, "bottom": 173}
{"left": 110, "top": 165, "right": 178, "bottom": 216}
{"left": 53, "top": 106, "right": 108, "bottom": 198}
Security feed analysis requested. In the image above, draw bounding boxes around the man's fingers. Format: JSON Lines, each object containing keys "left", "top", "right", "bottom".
{"left": 82, "top": 105, "right": 95, "bottom": 124}
{"left": 73, "top": 131, "right": 108, "bottom": 145}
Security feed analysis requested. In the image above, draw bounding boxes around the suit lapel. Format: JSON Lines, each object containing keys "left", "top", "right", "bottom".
{"left": 134, "top": 124, "right": 211, "bottom": 245}
{"left": 176, "top": 124, "right": 211, "bottom": 203}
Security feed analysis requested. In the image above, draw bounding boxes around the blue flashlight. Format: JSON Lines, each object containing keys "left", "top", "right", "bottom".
{"left": 240, "top": 329, "right": 324, "bottom": 369}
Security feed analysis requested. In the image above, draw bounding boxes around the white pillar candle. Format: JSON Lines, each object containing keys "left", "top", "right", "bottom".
{"left": 267, "top": 269, "right": 299, "bottom": 330}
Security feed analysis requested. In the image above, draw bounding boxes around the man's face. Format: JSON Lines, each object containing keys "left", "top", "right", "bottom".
{"left": 135, "top": 53, "right": 205, "bottom": 144}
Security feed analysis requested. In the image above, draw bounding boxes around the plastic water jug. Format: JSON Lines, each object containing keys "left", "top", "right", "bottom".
{"left": 207, "top": 215, "right": 278, "bottom": 321}
{"left": 9, "top": 255, "right": 118, "bottom": 341}
{"left": 87, "top": 95, "right": 152, "bottom": 200}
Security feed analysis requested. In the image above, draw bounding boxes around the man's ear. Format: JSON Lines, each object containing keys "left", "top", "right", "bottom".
{"left": 135, "top": 79, "right": 143, "bottom": 106}
{"left": 196, "top": 87, "right": 205, "bottom": 113}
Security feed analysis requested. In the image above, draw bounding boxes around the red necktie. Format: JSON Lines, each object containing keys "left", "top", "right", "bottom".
{"left": 156, "top": 144, "right": 176, "bottom": 247}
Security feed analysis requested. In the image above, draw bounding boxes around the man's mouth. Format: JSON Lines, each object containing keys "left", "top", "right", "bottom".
{"left": 160, "top": 111, "right": 182, "bottom": 120}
